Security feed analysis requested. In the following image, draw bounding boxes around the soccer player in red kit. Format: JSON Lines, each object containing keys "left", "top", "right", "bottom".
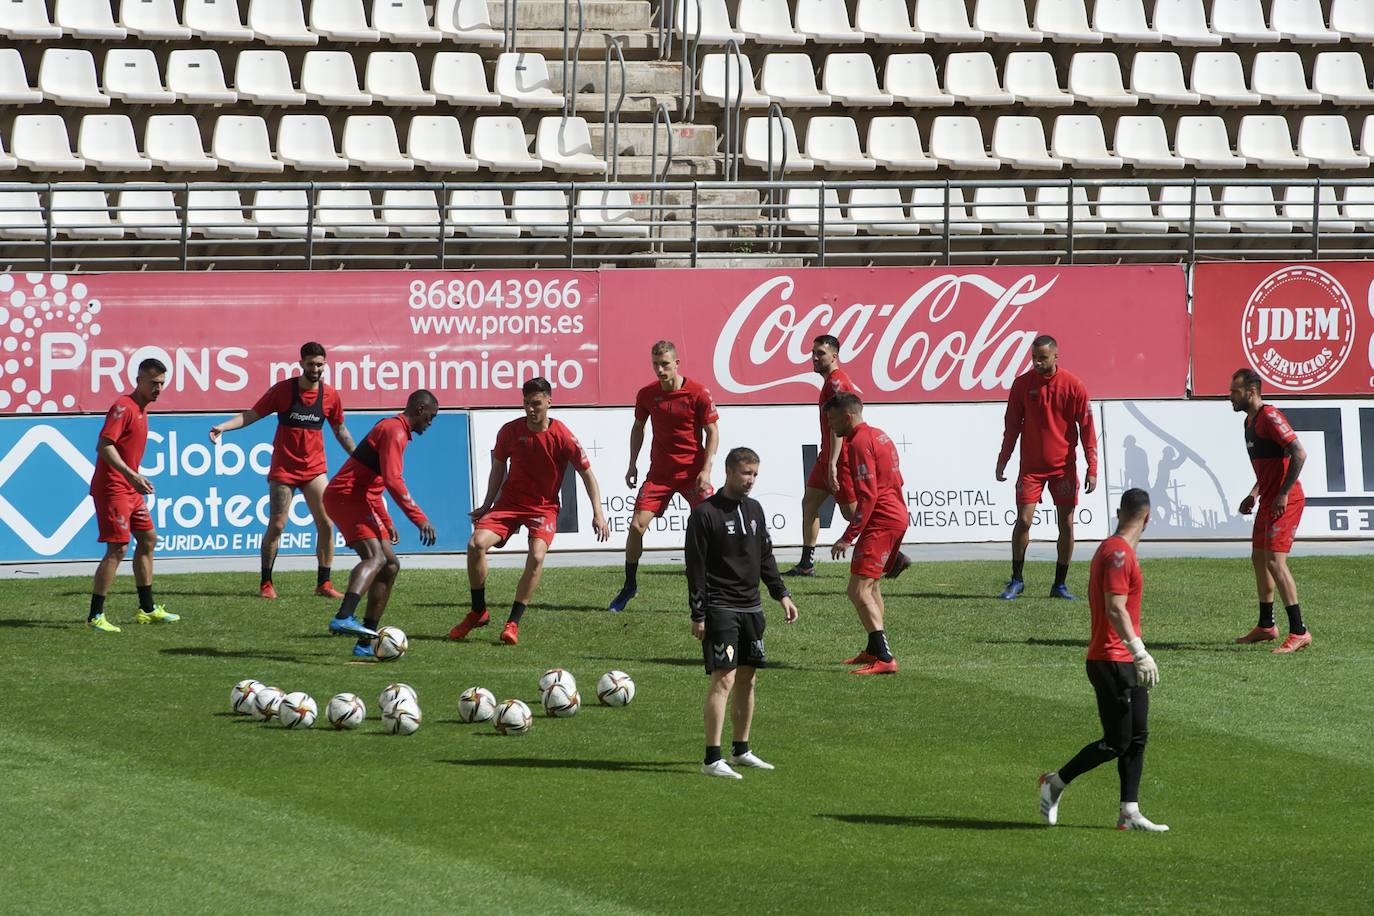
{"left": 323, "top": 390, "right": 438, "bottom": 656}
{"left": 826, "top": 393, "right": 908, "bottom": 675}
{"left": 86, "top": 358, "right": 180, "bottom": 632}
{"left": 608, "top": 340, "right": 720, "bottom": 613}
{"left": 996, "top": 335, "right": 1098, "bottom": 601}
{"left": 450, "top": 377, "right": 610, "bottom": 645}
{"left": 1229, "top": 369, "right": 1311, "bottom": 653}
{"left": 1038, "top": 488, "right": 1168, "bottom": 832}
{"left": 210, "top": 342, "right": 355, "bottom": 599}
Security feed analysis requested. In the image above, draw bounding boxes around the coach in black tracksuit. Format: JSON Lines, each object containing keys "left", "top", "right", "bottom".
{"left": 686, "top": 446, "right": 799, "bottom": 780}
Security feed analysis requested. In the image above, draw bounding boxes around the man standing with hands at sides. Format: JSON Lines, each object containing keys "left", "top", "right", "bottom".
{"left": 323, "top": 390, "right": 438, "bottom": 657}
{"left": 827, "top": 394, "right": 907, "bottom": 675}
{"left": 687, "top": 447, "right": 799, "bottom": 779}
{"left": 996, "top": 334, "right": 1098, "bottom": 600}
{"left": 608, "top": 340, "right": 720, "bottom": 613}
{"left": 87, "top": 358, "right": 179, "bottom": 632}
{"left": 450, "top": 378, "right": 610, "bottom": 646}
{"left": 1230, "top": 369, "right": 1311, "bottom": 653}
{"left": 1038, "top": 488, "right": 1168, "bottom": 832}
{"left": 210, "top": 342, "right": 355, "bottom": 600}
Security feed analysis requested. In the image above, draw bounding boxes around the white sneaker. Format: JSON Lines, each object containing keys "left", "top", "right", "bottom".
{"left": 1117, "top": 811, "right": 1169, "bottom": 832}
{"left": 701, "top": 759, "right": 743, "bottom": 779}
{"left": 729, "top": 751, "right": 774, "bottom": 770}
{"left": 1038, "top": 772, "right": 1064, "bottom": 826}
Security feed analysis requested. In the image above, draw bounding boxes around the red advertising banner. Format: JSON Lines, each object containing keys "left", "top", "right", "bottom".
{"left": 598, "top": 265, "right": 1188, "bottom": 403}
{"left": 1192, "top": 262, "right": 1373, "bottom": 397}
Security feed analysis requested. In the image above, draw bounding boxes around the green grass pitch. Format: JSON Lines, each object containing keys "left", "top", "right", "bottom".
{"left": 2, "top": 555, "right": 1370, "bottom": 914}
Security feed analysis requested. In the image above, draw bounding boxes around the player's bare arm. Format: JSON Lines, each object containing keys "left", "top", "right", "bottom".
{"left": 698, "top": 422, "right": 720, "bottom": 492}
{"left": 626, "top": 416, "right": 647, "bottom": 488}
{"left": 577, "top": 465, "right": 611, "bottom": 541}
{"left": 1273, "top": 439, "right": 1307, "bottom": 516}
{"left": 333, "top": 420, "right": 356, "bottom": 454}
{"left": 470, "top": 458, "right": 507, "bottom": 521}
{"left": 209, "top": 409, "right": 262, "bottom": 443}
{"left": 780, "top": 595, "right": 799, "bottom": 623}
{"left": 98, "top": 438, "right": 153, "bottom": 494}
{"left": 1106, "top": 591, "right": 1159, "bottom": 688}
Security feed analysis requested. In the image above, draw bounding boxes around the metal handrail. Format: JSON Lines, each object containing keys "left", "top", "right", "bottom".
{"left": 603, "top": 34, "right": 628, "bottom": 181}
{"left": 657, "top": 0, "right": 672, "bottom": 60}
{"left": 502, "top": 0, "right": 518, "bottom": 52}
{"left": 649, "top": 102, "right": 675, "bottom": 251}
{"left": 564, "top": 0, "right": 585, "bottom": 117}
{"left": 682, "top": 0, "right": 702, "bottom": 120}
{"left": 765, "top": 102, "right": 787, "bottom": 248}
{"left": 720, "top": 39, "right": 747, "bottom": 182}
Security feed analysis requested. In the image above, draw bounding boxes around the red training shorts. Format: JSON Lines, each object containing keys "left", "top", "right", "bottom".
{"left": 850, "top": 526, "right": 906, "bottom": 580}
{"left": 1016, "top": 470, "right": 1079, "bottom": 508}
{"left": 324, "top": 490, "right": 387, "bottom": 544}
{"left": 268, "top": 470, "right": 326, "bottom": 489}
{"left": 1252, "top": 495, "right": 1304, "bottom": 554}
{"left": 806, "top": 451, "right": 857, "bottom": 505}
{"left": 93, "top": 490, "right": 155, "bottom": 544}
{"left": 634, "top": 475, "right": 713, "bottom": 517}
{"left": 476, "top": 507, "right": 559, "bottom": 548}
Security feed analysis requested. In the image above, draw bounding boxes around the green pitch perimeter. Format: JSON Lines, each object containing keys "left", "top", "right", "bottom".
{"left": 2, "top": 557, "right": 1370, "bottom": 914}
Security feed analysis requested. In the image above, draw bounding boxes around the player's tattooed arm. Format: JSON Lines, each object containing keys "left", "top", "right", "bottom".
{"left": 333, "top": 421, "right": 356, "bottom": 454}
{"left": 209, "top": 409, "right": 262, "bottom": 442}
{"left": 1274, "top": 439, "right": 1307, "bottom": 515}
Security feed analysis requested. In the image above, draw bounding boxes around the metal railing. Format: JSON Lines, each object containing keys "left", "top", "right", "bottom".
{"left": 719, "top": 39, "right": 747, "bottom": 183}
{"left": 603, "top": 34, "right": 628, "bottom": 181}
{"left": 563, "top": 0, "right": 585, "bottom": 117}
{"left": 649, "top": 102, "right": 675, "bottom": 250}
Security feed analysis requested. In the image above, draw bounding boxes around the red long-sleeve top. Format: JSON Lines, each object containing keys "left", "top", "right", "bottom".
{"left": 839, "top": 423, "right": 908, "bottom": 545}
{"left": 326, "top": 414, "right": 429, "bottom": 530}
{"left": 998, "top": 368, "right": 1098, "bottom": 477}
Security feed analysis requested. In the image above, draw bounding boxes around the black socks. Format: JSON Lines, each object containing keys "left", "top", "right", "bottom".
{"left": 335, "top": 592, "right": 361, "bottom": 620}
{"left": 317, "top": 566, "right": 331, "bottom": 588}
{"left": 136, "top": 585, "right": 154, "bottom": 614}
{"left": 1054, "top": 563, "right": 1069, "bottom": 588}
{"left": 508, "top": 601, "right": 527, "bottom": 625}
{"left": 89, "top": 594, "right": 105, "bottom": 621}
{"left": 1258, "top": 601, "right": 1276, "bottom": 629}
{"left": 624, "top": 562, "right": 638, "bottom": 591}
{"left": 471, "top": 587, "right": 486, "bottom": 614}
{"left": 866, "top": 630, "right": 893, "bottom": 663}
{"left": 1011, "top": 559, "right": 1025, "bottom": 582}
{"left": 1286, "top": 604, "right": 1306, "bottom": 636}
{"left": 800, "top": 545, "right": 816, "bottom": 568}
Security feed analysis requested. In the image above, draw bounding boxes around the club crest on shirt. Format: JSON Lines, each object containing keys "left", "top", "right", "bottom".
{"left": 724, "top": 519, "right": 736, "bottom": 534}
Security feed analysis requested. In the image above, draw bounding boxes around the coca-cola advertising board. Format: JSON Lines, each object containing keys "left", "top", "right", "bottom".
{"left": 1192, "top": 262, "right": 1373, "bottom": 396}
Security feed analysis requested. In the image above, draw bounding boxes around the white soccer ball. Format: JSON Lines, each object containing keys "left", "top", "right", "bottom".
{"left": 596, "top": 671, "right": 635, "bottom": 707}
{"left": 457, "top": 686, "right": 497, "bottom": 723}
{"left": 252, "top": 686, "right": 285, "bottom": 721}
{"left": 494, "top": 698, "right": 532, "bottom": 735}
{"left": 278, "top": 692, "right": 318, "bottom": 729}
{"left": 542, "top": 684, "right": 580, "bottom": 718}
{"left": 383, "top": 696, "right": 422, "bottom": 735}
{"left": 326, "top": 693, "right": 366, "bottom": 730}
{"left": 230, "top": 678, "right": 263, "bottom": 715}
{"left": 378, "top": 682, "right": 417, "bottom": 714}
{"left": 373, "top": 626, "right": 408, "bottom": 661}
{"left": 538, "top": 668, "right": 577, "bottom": 697}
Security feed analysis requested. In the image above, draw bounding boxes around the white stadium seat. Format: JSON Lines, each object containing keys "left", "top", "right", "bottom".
{"left": 236, "top": 50, "right": 307, "bottom": 106}
{"left": 2, "top": 0, "right": 63, "bottom": 38}
{"left": 786, "top": 187, "right": 856, "bottom": 237}
{"left": 276, "top": 115, "right": 349, "bottom": 170}
{"left": 78, "top": 114, "right": 152, "bottom": 171}
{"left": 145, "top": 115, "right": 218, "bottom": 170}
{"left": 1252, "top": 52, "right": 1321, "bottom": 105}
{"left": 302, "top": 51, "right": 372, "bottom": 105}
{"left": 856, "top": 0, "right": 924, "bottom": 43}
{"left": 310, "top": 0, "right": 378, "bottom": 41}
{"left": 991, "top": 116, "right": 1063, "bottom": 170}
{"left": 974, "top": 187, "right": 1044, "bottom": 235}
{"left": 104, "top": 49, "right": 175, "bottom": 103}
{"left": 918, "top": 0, "right": 987, "bottom": 43}
{"left": 55, "top": 0, "right": 127, "bottom": 38}
{"left": 512, "top": 189, "right": 582, "bottom": 237}
{"left": 1004, "top": 52, "right": 1074, "bottom": 106}
{"left": 1035, "top": 185, "right": 1105, "bottom": 234}
{"left": 1153, "top": 0, "right": 1221, "bottom": 45}
{"left": 1068, "top": 52, "right": 1137, "bottom": 106}
{"left": 847, "top": 187, "right": 921, "bottom": 235}
{"left": 1093, "top": 0, "right": 1159, "bottom": 42}
{"left": 431, "top": 52, "right": 500, "bottom": 106}
{"left": 0, "top": 191, "right": 47, "bottom": 238}
{"left": 1158, "top": 185, "right": 1230, "bottom": 233}
{"left": 1312, "top": 53, "right": 1374, "bottom": 105}
{"left": 39, "top": 48, "right": 109, "bottom": 107}
{"left": 249, "top": 0, "right": 318, "bottom": 45}
{"left": 1114, "top": 116, "right": 1184, "bottom": 169}
{"left": 1236, "top": 115, "right": 1308, "bottom": 169}
{"left": 884, "top": 54, "right": 954, "bottom": 106}
{"left": 1331, "top": 0, "right": 1374, "bottom": 41}
{"left": 184, "top": 0, "right": 254, "bottom": 40}
{"left": 910, "top": 186, "right": 981, "bottom": 234}
{"left": 11, "top": 115, "right": 86, "bottom": 170}
{"left": 535, "top": 116, "right": 607, "bottom": 175}
{"left": 249, "top": 189, "right": 321, "bottom": 239}
{"left": 471, "top": 116, "right": 544, "bottom": 172}
{"left": 795, "top": 0, "right": 865, "bottom": 43}
{"left": 448, "top": 189, "right": 520, "bottom": 238}
{"left": 1283, "top": 185, "right": 1353, "bottom": 233}
{"left": 1051, "top": 115, "right": 1122, "bottom": 168}
{"left": 167, "top": 49, "right": 238, "bottom": 104}
{"left": 317, "top": 189, "right": 387, "bottom": 238}
{"left": 436, "top": 0, "right": 504, "bottom": 44}
{"left": 822, "top": 53, "right": 892, "bottom": 106}
{"left": 495, "top": 52, "right": 562, "bottom": 108}
{"left": 761, "top": 54, "right": 830, "bottom": 107}
{"left": 0, "top": 49, "right": 43, "bottom": 104}
{"left": 52, "top": 190, "right": 122, "bottom": 239}
{"left": 0, "top": 134, "right": 16, "bottom": 170}
{"left": 1131, "top": 52, "right": 1199, "bottom": 105}
{"left": 1210, "top": 0, "right": 1281, "bottom": 43}
{"left": 366, "top": 52, "right": 436, "bottom": 106}
{"left": 407, "top": 116, "right": 479, "bottom": 171}
{"left": 699, "top": 54, "right": 771, "bottom": 107}
{"left": 1270, "top": 0, "right": 1340, "bottom": 42}
{"left": 804, "top": 115, "right": 875, "bottom": 170}
{"left": 972, "top": 0, "right": 1039, "bottom": 43}
{"left": 1343, "top": 187, "right": 1374, "bottom": 230}
{"left": 1363, "top": 116, "right": 1374, "bottom": 157}
{"left": 1033, "top": 0, "right": 1101, "bottom": 43}
{"left": 928, "top": 116, "right": 1001, "bottom": 170}
{"left": 381, "top": 189, "right": 444, "bottom": 238}
{"left": 738, "top": 0, "right": 806, "bottom": 44}
{"left": 212, "top": 115, "right": 283, "bottom": 173}
{"left": 944, "top": 52, "right": 1013, "bottom": 105}
{"left": 676, "top": 0, "right": 745, "bottom": 44}
{"left": 1220, "top": 186, "right": 1291, "bottom": 233}
{"left": 341, "top": 115, "right": 413, "bottom": 170}
{"left": 116, "top": 190, "right": 181, "bottom": 239}
{"left": 372, "top": 0, "right": 441, "bottom": 43}
{"left": 1296, "top": 116, "right": 1369, "bottom": 169}
{"left": 1174, "top": 116, "right": 1247, "bottom": 168}
{"left": 1191, "top": 52, "right": 1259, "bottom": 105}
{"left": 1097, "top": 186, "right": 1168, "bottom": 234}
{"left": 866, "top": 116, "right": 938, "bottom": 170}
{"left": 119, "top": 0, "right": 190, "bottom": 39}
{"left": 187, "top": 189, "right": 258, "bottom": 238}
{"left": 578, "top": 189, "right": 649, "bottom": 239}
{"left": 742, "top": 116, "right": 814, "bottom": 171}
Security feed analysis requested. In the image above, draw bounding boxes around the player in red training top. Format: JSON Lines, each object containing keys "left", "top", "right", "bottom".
{"left": 450, "top": 377, "right": 610, "bottom": 646}
{"left": 1229, "top": 368, "right": 1311, "bottom": 654}
{"left": 996, "top": 334, "right": 1098, "bottom": 601}
{"left": 608, "top": 340, "right": 720, "bottom": 613}
{"left": 86, "top": 358, "right": 180, "bottom": 632}
{"left": 323, "top": 390, "right": 438, "bottom": 657}
{"left": 1038, "top": 488, "right": 1168, "bottom": 832}
{"left": 210, "top": 342, "right": 355, "bottom": 600}
{"left": 826, "top": 393, "right": 909, "bottom": 676}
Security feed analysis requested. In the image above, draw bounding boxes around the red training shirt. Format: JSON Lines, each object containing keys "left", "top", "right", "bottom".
{"left": 1088, "top": 535, "right": 1142, "bottom": 663}
{"left": 326, "top": 414, "right": 428, "bottom": 530}
{"left": 839, "top": 423, "right": 908, "bottom": 545}
{"left": 635, "top": 378, "right": 718, "bottom": 480}
{"left": 1245, "top": 405, "right": 1304, "bottom": 504}
{"left": 818, "top": 368, "right": 862, "bottom": 466}
{"left": 90, "top": 394, "right": 149, "bottom": 497}
{"left": 998, "top": 368, "right": 1098, "bottom": 477}
{"left": 251, "top": 378, "right": 344, "bottom": 481}
{"left": 492, "top": 417, "right": 591, "bottom": 513}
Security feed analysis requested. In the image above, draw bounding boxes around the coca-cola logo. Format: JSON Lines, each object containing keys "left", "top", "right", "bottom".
{"left": 711, "top": 273, "right": 1055, "bottom": 394}
{"left": 1242, "top": 266, "right": 1355, "bottom": 392}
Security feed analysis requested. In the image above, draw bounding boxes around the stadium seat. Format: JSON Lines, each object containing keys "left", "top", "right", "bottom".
{"left": 495, "top": 52, "right": 562, "bottom": 108}
{"left": 1220, "top": 186, "right": 1291, "bottom": 233}
{"left": 916, "top": 0, "right": 986, "bottom": 42}
{"left": 1174, "top": 116, "right": 1247, "bottom": 168}
{"left": 1153, "top": 0, "right": 1222, "bottom": 45}
{"left": 1004, "top": 52, "right": 1074, "bottom": 106}
{"left": 212, "top": 115, "right": 283, "bottom": 173}
{"left": 317, "top": 189, "right": 388, "bottom": 238}
{"left": 1312, "top": 53, "right": 1374, "bottom": 105}
{"left": 512, "top": 189, "right": 583, "bottom": 237}
{"left": 447, "top": 189, "right": 520, "bottom": 237}
{"left": 761, "top": 54, "right": 830, "bottom": 106}
{"left": 847, "top": 187, "right": 920, "bottom": 234}
{"left": 276, "top": 115, "right": 349, "bottom": 170}
{"left": 536, "top": 116, "right": 607, "bottom": 175}
{"left": 55, "top": 0, "right": 127, "bottom": 38}
{"left": 675, "top": 0, "right": 745, "bottom": 44}
{"left": 737, "top": 0, "right": 806, "bottom": 44}
{"left": 742, "top": 116, "right": 814, "bottom": 171}
{"left": 1342, "top": 186, "right": 1374, "bottom": 230}
{"left": 0, "top": 49, "right": 43, "bottom": 104}
{"left": 431, "top": 52, "right": 499, "bottom": 106}
{"left": 0, "top": 134, "right": 15, "bottom": 170}
{"left": 785, "top": 187, "right": 856, "bottom": 237}
{"left": 52, "top": 189, "right": 123, "bottom": 239}
{"left": 341, "top": 115, "right": 414, "bottom": 170}
{"left": 248, "top": 0, "right": 318, "bottom": 45}
{"left": 577, "top": 189, "right": 649, "bottom": 238}
{"left": 1097, "top": 186, "right": 1168, "bottom": 234}
{"left": 145, "top": 115, "right": 218, "bottom": 170}
{"left": 471, "top": 116, "right": 544, "bottom": 171}
{"left": 972, "top": 0, "right": 1039, "bottom": 42}
{"left": 435, "top": 0, "right": 504, "bottom": 44}
{"left": 822, "top": 54, "right": 892, "bottom": 106}
{"left": 974, "top": 187, "right": 1045, "bottom": 234}
{"left": 236, "top": 51, "right": 307, "bottom": 106}
{"left": 1191, "top": 52, "right": 1259, "bottom": 105}
{"left": 2, "top": 0, "right": 63, "bottom": 38}
{"left": 910, "top": 186, "right": 981, "bottom": 234}
{"left": 184, "top": 0, "right": 254, "bottom": 40}
{"left": 1211, "top": 0, "right": 1281, "bottom": 42}
{"left": 1131, "top": 52, "right": 1199, "bottom": 104}
{"left": 367, "top": 52, "right": 436, "bottom": 106}
{"left": 1033, "top": 0, "right": 1101, "bottom": 43}
{"left": 1114, "top": 116, "right": 1184, "bottom": 168}
{"left": 1252, "top": 52, "right": 1320, "bottom": 105}
{"left": 1283, "top": 185, "right": 1353, "bottom": 232}
{"left": 373, "top": 0, "right": 440, "bottom": 42}
{"left": 38, "top": 49, "right": 109, "bottom": 107}
{"left": 407, "top": 116, "right": 479, "bottom": 171}
{"left": 11, "top": 116, "right": 86, "bottom": 170}
{"left": 1093, "top": 0, "right": 1160, "bottom": 42}
{"left": 1296, "top": 115, "right": 1369, "bottom": 169}
{"left": 1052, "top": 115, "right": 1122, "bottom": 168}
{"left": 1236, "top": 115, "right": 1308, "bottom": 169}
{"left": 699, "top": 54, "right": 771, "bottom": 107}
{"left": 187, "top": 189, "right": 258, "bottom": 238}
{"left": 1271, "top": 0, "right": 1340, "bottom": 42}
{"left": 795, "top": 0, "right": 865, "bottom": 43}
{"left": 0, "top": 191, "right": 47, "bottom": 238}
{"left": 1330, "top": 0, "right": 1374, "bottom": 41}
{"left": 380, "top": 189, "right": 444, "bottom": 237}
{"left": 119, "top": 0, "right": 189, "bottom": 39}
{"left": 866, "top": 116, "right": 938, "bottom": 170}
{"left": 929, "top": 116, "right": 1001, "bottom": 170}
{"left": 991, "top": 116, "right": 1063, "bottom": 169}
{"left": 116, "top": 189, "right": 181, "bottom": 239}
{"left": 1362, "top": 116, "right": 1374, "bottom": 157}
{"left": 884, "top": 54, "right": 954, "bottom": 106}
{"left": 944, "top": 52, "right": 1013, "bottom": 105}
{"left": 167, "top": 50, "right": 238, "bottom": 104}
{"left": 310, "top": 0, "right": 379, "bottom": 41}
{"left": 855, "top": 0, "right": 924, "bottom": 43}
{"left": 249, "top": 189, "right": 322, "bottom": 239}
{"left": 1068, "top": 53, "right": 1137, "bottom": 106}
{"left": 302, "top": 52, "right": 372, "bottom": 105}
{"left": 1034, "top": 184, "right": 1105, "bottom": 234}
{"left": 1158, "top": 184, "right": 1230, "bottom": 233}
{"left": 103, "top": 49, "right": 174, "bottom": 103}
{"left": 805, "top": 115, "right": 875, "bottom": 170}
{"left": 78, "top": 114, "right": 153, "bottom": 171}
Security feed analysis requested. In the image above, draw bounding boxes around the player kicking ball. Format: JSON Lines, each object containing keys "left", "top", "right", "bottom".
{"left": 323, "top": 390, "right": 438, "bottom": 657}
{"left": 450, "top": 378, "right": 610, "bottom": 646}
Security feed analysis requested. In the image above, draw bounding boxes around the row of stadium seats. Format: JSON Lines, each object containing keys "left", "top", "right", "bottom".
{"left": 1, "top": 0, "right": 500, "bottom": 45}
{"left": 701, "top": 49, "right": 1374, "bottom": 108}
